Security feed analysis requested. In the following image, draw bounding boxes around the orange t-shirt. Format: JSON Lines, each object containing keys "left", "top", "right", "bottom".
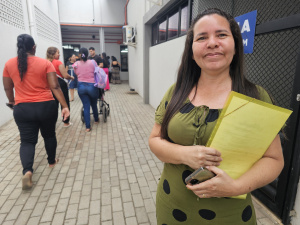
{"left": 51, "top": 59, "right": 63, "bottom": 77}
{"left": 3, "top": 56, "right": 56, "bottom": 105}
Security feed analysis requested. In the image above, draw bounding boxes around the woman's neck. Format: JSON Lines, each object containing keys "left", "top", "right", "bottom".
{"left": 26, "top": 52, "right": 35, "bottom": 57}
{"left": 198, "top": 70, "right": 231, "bottom": 91}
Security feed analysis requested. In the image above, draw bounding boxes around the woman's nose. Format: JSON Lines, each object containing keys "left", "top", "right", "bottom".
{"left": 207, "top": 36, "right": 219, "bottom": 48}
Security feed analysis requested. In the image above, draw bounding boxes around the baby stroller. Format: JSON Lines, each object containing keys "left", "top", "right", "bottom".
{"left": 81, "top": 88, "right": 110, "bottom": 123}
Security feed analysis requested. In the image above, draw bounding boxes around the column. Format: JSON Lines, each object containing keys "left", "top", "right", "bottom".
{"left": 99, "top": 27, "right": 105, "bottom": 53}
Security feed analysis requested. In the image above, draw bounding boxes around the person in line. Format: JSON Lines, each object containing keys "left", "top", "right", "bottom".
{"left": 66, "top": 54, "right": 78, "bottom": 102}
{"left": 47, "top": 47, "right": 74, "bottom": 127}
{"left": 107, "top": 55, "right": 112, "bottom": 82}
{"left": 88, "top": 47, "right": 102, "bottom": 65}
{"left": 101, "top": 52, "right": 110, "bottom": 91}
{"left": 3, "top": 34, "right": 70, "bottom": 190}
{"left": 111, "top": 56, "right": 121, "bottom": 84}
{"left": 73, "top": 48, "right": 99, "bottom": 132}
{"left": 148, "top": 8, "right": 284, "bottom": 224}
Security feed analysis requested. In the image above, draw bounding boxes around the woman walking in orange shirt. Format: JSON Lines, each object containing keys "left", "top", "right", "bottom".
{"left": 47, "top": 47, "right": 74, "bottom": 127}
{"left": 3, "top": 34, "right": 69, "bottom": 190}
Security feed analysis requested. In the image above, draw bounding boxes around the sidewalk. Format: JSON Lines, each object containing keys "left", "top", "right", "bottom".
{"left": 0, "top": 82, "right": 282, "bottom": 225}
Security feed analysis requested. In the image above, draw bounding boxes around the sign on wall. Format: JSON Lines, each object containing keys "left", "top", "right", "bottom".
{"left": 235, "top": 10, "right": 257, "bottom": 54}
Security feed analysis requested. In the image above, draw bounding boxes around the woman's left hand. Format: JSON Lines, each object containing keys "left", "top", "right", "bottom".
{"left": 186, "top": 166, "right": 239, "bottom": 198}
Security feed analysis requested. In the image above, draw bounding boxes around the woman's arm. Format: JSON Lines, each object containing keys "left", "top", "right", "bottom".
{"left": 187, "top": 135, "right": 284, "bottom": 198}
{"left": 149, "top": 123, "right": 222, "bottom": 169}
{"left": 3, "top": 77, "right": 15, "bottom": 104}
{"left": 58, "top": 64, "right": 74, "bottom": 80}
{"left": 47, "top": 72, "right": 70, "bottom": 121}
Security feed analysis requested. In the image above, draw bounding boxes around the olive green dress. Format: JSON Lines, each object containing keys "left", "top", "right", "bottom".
{"left": 155, "top": 84, "right": 273, "bottom": 225}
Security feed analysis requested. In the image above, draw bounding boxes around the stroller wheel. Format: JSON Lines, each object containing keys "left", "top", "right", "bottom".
{"left": 107, "top": 105, "right": 110, "bottom": 116}
{"left": 81, "top": 107, "right": 85, "bottom": 123}
{"left": 103, "top": 106, "right": 107, "bottom": 122}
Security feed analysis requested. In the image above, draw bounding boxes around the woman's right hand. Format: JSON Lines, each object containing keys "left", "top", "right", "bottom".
{"left": 61, "top": 107, "right": 70, "bottom": 121}
{"left": 184, "top": 145, "right": 222, "bottom": 170}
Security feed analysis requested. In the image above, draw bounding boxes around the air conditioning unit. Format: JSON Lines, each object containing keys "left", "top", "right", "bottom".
{"left": 122, "top": 25, "right": 136, "bottom": 46}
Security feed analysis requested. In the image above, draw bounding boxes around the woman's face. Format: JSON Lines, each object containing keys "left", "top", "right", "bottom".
{"left": 70, "top": 54, "right": 76, "bottom": 62}
{"left": 54, "top": 50, "right": 60, "bottom": 60}
{"left": 192, "top": 14, "right": 235, "bottom": 74}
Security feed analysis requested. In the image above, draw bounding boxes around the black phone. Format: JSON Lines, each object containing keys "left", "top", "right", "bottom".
{"left": 185, "top": 167, "right": 216, "bottom": 185}
{"left": 6, "top": 103, "right": 14, "bottom": 110}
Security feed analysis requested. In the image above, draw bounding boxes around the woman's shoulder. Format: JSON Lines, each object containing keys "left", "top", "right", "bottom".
{"left": 52, "top": 59, "right": 63, "bottom": 65}
{"left": 162, "top": 83, "right": 176, "bottom": 101}
{"left": 5, "top": 57, "right": 18, "bottom": 65}
{"left": 32, "top": 56, "right": 50, "bottom": 63}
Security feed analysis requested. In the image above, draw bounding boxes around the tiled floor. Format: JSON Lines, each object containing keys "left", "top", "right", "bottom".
{"left": 0, "top": 82, "right": 283, "bottom": 224}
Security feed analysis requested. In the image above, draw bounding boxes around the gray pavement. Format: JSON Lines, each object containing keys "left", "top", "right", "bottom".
{"left": 0, "top": 82, "right": 282, "bottom": 225}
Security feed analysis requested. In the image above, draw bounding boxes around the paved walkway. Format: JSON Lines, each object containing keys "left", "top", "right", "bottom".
{"left": 0, "top": 82, "right": 282, "bottom": 225}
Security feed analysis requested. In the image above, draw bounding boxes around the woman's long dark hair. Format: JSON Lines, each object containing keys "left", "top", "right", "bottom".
{"left": 79, "top": 48, "right": 88, "bottom": 62}
{"left": 102, "top": 52, "right": 109, "bottom": 68}
{"left": 17, "top": 34, "right": 35, "bottom": 81}
{"left": 161, "top": 8, "right": 259, "bottom": 140}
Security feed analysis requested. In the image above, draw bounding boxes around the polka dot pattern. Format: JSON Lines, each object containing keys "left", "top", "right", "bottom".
{"left": 182, "top": 170, "right": 193, "bottom": 185}
{"left": 173, "top": 209, "right": 187, "bottom": 222}
{"left": 199, "top": 209, "right": 216, "bottom": 220}
{"left": 163, "top": 179, "right": 170, "bottom": 194}
{"left": 242, "top": 205, "right": 252, "bottom": 222}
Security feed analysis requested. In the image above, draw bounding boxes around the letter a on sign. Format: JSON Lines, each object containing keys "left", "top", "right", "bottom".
{"left": 235, "top": 10, "right": 257, "bottom": 54}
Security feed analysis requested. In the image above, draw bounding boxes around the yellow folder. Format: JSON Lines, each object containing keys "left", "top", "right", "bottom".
{"left": 206, "top": 91, "right": 292, "bottom": 199}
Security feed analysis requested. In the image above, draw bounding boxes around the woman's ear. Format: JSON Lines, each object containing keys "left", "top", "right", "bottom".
{"left": 32, "top": 45, "right": 36, "bottom": 54}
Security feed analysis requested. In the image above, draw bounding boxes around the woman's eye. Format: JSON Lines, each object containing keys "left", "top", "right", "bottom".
{"left": 197, "top": 37, "right": 206, "bottom": 41}
{"left": 218, "top": 33, "right": 227, "bottom": 38}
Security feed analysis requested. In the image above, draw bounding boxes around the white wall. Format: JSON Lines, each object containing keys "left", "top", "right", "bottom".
{"left": 33, "top": 0, "right": 64, "bottom": 61}
{"left": 58, "top": 0, "right": 126, "bottom": 25}
{"left": 127, "top": 0, "right": 146, "bottom": 95}
{"left": 149, "top": 36, "right": 186, "bottom": 108}
{"left": 0, "top": 0, "right": 30, "bottom": 126}
{"left": 0, "top": 0, "right": 62, "bottom": 127}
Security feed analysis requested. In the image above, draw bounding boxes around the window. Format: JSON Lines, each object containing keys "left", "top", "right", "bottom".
{"left": 152, "top": 23, "right": 158, "bottom": 45}
{"left": 120, "top": 46, "right": 128, "bottom": 72}
{"left": 159, "top": 19, "right": 167, "bottom": 42}
{"left": 151, "top": 0, "right": 191, "bottom": 46}
{"left": 180, "top": 5, "right": 188, "bottom": 34}
{"left": 168, "top": 11, "right": 179, "bottom": 39}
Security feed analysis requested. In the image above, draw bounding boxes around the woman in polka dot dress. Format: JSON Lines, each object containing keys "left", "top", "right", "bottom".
{"left": 149, "top": 8, "right": 284, "bottom": 225}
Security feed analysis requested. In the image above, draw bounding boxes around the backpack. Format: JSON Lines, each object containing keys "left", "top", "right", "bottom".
{"left": 92, "top": 60, "right": 107, "bottom": 89}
